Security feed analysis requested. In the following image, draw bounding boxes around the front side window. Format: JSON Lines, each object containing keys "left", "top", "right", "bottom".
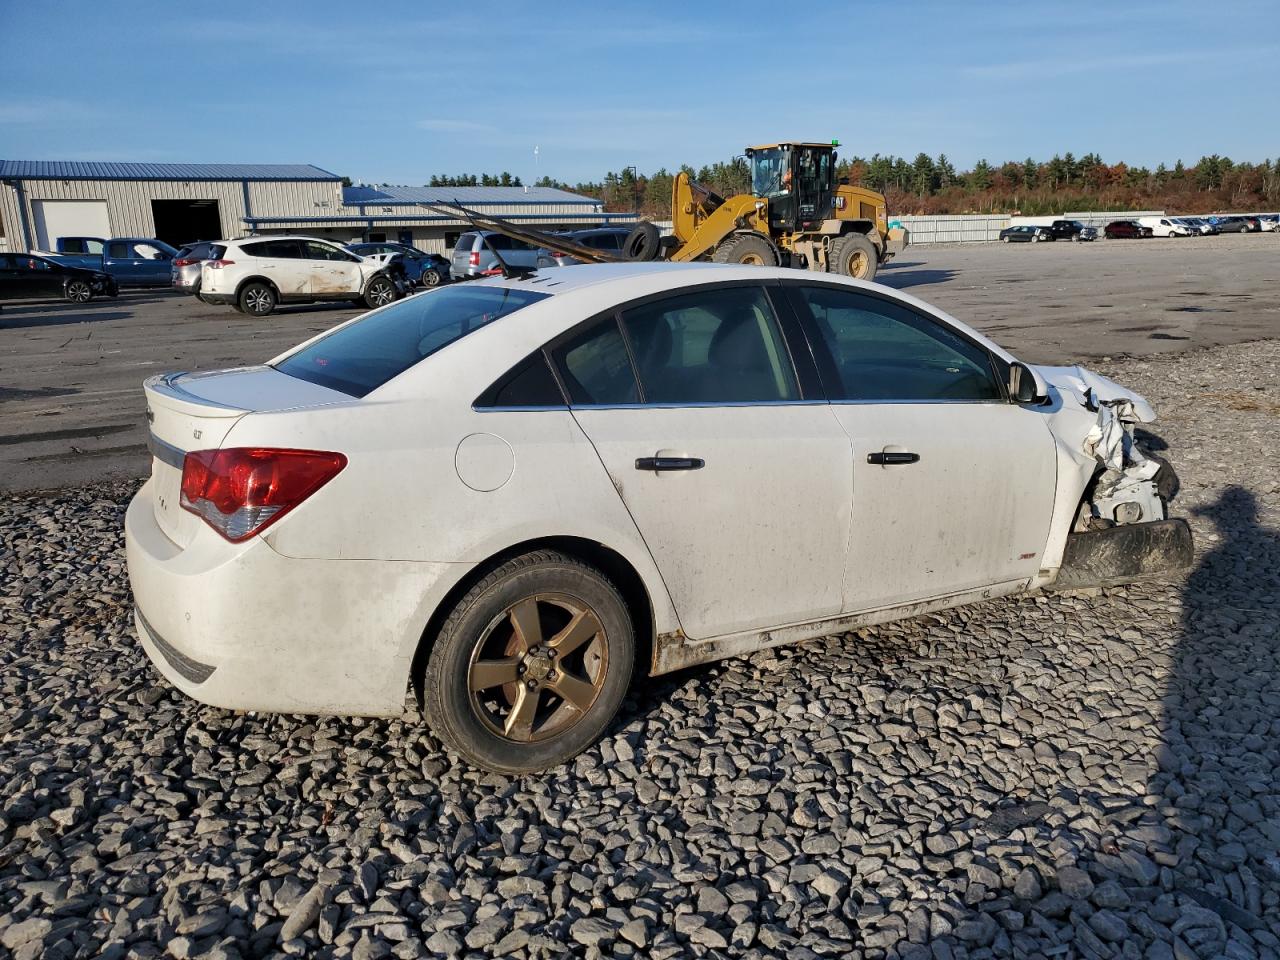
{"left": 795, "top": 286, "right": 1001, "bottom": 402}
{"left": 275, "top": 285, "right": 549, "bottom": 397}
{"left": 133, "top": 243, "right": 167, "bottom": 260}
{"left": 621, "top": 286, "right": 798, "bottom": 403}
{"left": 751, "top": 148, "right": 787, "bottom": 198}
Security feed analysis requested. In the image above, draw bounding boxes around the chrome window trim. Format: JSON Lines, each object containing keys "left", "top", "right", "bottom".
{"left": 566, "top": 399, "right": 830, "bottom": 411}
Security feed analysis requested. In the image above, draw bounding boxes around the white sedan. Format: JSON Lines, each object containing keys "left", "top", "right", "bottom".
{"left": 126, "top": 262, "right": 1192, "bottom": 773}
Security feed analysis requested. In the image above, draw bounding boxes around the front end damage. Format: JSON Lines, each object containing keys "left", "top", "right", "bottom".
{"left": 1035, "top": 365, "right": 1194, "bottom": 588}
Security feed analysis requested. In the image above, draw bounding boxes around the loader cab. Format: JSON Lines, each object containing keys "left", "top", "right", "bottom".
{"left": 747, "top": 142, "right": 838, "bottom": 233}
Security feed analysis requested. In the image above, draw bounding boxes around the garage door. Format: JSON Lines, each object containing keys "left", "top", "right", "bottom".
{"left": 31, "top": 200, "right": 111, "bottom": 251}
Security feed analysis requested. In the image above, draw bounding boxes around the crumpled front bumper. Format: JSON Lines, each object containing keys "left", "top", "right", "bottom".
{"left": 1054, "top": 518, "right": 1194, "bottom": 589}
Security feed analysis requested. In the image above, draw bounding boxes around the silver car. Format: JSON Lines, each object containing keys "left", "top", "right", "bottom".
{"left": 450, "top": 231, "right": 540, "bottom": 279}
{"left": 171, "top": 241, "right": 223, "bottom": 297}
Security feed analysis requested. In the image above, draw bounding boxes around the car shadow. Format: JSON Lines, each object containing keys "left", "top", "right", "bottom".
{"left": 877, "top": 268, "right": 958, "bottom": 290}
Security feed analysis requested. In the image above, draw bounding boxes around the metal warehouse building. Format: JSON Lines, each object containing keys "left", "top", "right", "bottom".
{"left": 0, "top": 161, "right": 345, "bottom": 252}
{"left": 0, "top": 161, "right": 632, "bottom": 255}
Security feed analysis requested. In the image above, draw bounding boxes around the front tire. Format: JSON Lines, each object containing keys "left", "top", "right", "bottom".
{"left": 712, "top": 232, "right": 780, "bottom": 268}
{"left": 420, "top": 268, "right": 443, "bottom": 287}
{"left": 65, "top": 280, "right": 93, "bottom": 304}
{"left": 422, "top": 551, "right": 635, "bottom": 774}
{"left": 238, "top": 282, "right": 276, "bottom": 316}
{"left": 364, "top": 276, "right": 397, "bottom": 309}
{"left": 828, "top": 233, "right": 878, "bottom": 280}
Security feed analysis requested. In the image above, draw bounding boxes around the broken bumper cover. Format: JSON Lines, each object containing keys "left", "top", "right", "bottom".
{"left": 1053, "top": 518, "right": 1194, "bottom": 589}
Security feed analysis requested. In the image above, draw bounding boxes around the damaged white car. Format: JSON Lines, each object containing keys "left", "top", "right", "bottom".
{"left": 126, "top": 263, "right": 1192, "bottom": 773}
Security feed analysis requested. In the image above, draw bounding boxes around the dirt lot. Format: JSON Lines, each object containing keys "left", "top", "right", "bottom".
{"left": 1, "top": 233, "right": 1278, "bottom": 493}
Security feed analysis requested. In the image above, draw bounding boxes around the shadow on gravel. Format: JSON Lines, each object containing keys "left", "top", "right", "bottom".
{"left": 878, "top": 269, "right": 958, "bottom": 290}
{"left": 1150, "top": 486, "right": 1280, "bottom": 949}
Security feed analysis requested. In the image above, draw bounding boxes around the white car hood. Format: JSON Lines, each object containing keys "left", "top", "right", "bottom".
{"left": 1031, "top": 363, "right": 1156, "bottom": 422}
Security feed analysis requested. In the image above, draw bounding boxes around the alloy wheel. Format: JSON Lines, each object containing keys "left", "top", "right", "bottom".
{"left": 67, "top": 281, "right": 91, "bottom": 303}
{"left": 369, "top": 280, "right": 395, "bottom": 306}
{"left": 467, "top": 594, "right": 608, "bottom": 743}
{"left": 245, "top": 288, "right": 273, "bottom": 314}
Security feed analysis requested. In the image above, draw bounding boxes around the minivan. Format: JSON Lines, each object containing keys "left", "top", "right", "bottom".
{"left": 450, "top": 232, "right": 540, "bottom": 279}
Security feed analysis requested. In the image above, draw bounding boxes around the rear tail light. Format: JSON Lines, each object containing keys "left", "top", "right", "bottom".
{"left": 180, "top": 448, "right": 347, "bottom": 542}
{"left": 206, "top": 259, "right": 235, "bottom": 269}
{"left": 173, "top": 258, "right": 198, "bottom": 267}
{"left": 469, "top": 251, "right": 480, "bottom": 266}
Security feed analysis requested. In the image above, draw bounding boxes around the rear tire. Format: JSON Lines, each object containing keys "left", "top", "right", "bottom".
{"left": 422, "top": 551, "right": 635, "bottom": 774}
{"left": 65, "top": 280, "right": 93, "bottom": 304}
{"left": 623, "top": 222, "right": 662, "bottom": 261}
{"left": 364, "top": 276, "right": 397, "bottom": 309}
{"left": 828, "top": 233, "right": 878, "bottom": 281}
{"left": 712, "top": 232, "right": 780, "bottom": 267}
{"left": 238, "top": 282, "right": 276, "bottom": 316}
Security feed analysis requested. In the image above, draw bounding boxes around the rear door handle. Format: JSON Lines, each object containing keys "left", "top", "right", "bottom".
{"left": 635, "top": 456, "right": 704, "bottom": 472}
{"left": 867, "top": 450, "right": 920, "bottom": 466}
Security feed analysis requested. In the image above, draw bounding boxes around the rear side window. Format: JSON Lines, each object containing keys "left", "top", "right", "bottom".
{"left": 106, "top": 242, "right": 128, "bottom": 258}
{"left": 622, "top": 286, "right": 798, "bottom": 403}
{"left": 243, "top": 239, "right": 302, "bottom": 259}
{"left": 555, "top": 319, "right": 639, "bottom": 405}
{"left": 475, "top": 353, "right": 565, "bottom": 408}
{"left": 275, "top": 285, "right": 550, "bottom": 397}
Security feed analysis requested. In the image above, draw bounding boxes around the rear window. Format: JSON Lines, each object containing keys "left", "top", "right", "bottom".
{"left": 274, "top": 285, "right": 551, "bottom": 397}
{"left": 453, "top": 234, "right": 477, "bottom": 254}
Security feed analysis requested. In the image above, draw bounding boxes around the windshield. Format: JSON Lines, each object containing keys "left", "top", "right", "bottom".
{"left": 751, "top": 149, "right": 788, "bottom": 198}
{"left": 275, "top": 285, "right": 550, "bottom": 397}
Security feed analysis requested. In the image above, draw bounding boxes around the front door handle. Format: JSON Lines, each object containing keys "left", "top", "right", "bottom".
{"left": 867, "top": 450, "right": 920, "bottom": 466}
{"left": 635, "top": 456, "right": 704, "bottom": 472}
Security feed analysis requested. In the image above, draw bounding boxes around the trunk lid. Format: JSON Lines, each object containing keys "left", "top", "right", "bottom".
{"left": 144, "top": 366, "right": 353, "bottom": 548}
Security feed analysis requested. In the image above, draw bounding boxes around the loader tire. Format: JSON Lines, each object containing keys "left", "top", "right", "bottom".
{"left": 711, "top": 232, "right": 779, "bottom": 267}
{"left": 829, "top": 233, "right": 878, "bottom": 281}
{"left": 623, "top": 222, "right": 662, "bottom": 261}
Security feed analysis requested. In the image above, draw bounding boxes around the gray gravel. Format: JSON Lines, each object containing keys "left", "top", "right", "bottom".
{"left": 1, "top": 337, "right": 1278, "bottom": 959}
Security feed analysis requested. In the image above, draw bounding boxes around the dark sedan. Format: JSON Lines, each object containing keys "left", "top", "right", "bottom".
{"left": 0, "top": 253, "right": 118, "bottom": 303}
{"left": 999, "top": 225, "right": 1053, "bottom": 243}
{"left": 1104, "top": 220, "right": 1152, "bottom": 239}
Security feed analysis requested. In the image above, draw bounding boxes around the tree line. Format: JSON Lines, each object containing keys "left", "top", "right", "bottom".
{"left": 522, "top": 153, "right": 1280, "bottom": 217}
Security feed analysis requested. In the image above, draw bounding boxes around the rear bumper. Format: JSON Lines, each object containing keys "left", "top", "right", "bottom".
{"left": 125, "top": 480, "right": 463, "bottom": 716}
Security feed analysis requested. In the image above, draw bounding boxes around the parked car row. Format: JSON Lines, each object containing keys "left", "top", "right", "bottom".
{"left": 999, "top": 220, "right": 1099, "bottom": 243}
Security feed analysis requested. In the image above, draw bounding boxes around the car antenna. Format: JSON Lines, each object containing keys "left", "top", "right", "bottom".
{"left": 455, "top": 199, "right": 534, "bottom": 280}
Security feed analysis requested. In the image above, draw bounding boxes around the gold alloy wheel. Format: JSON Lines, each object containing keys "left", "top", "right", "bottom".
{"left": 740, "top": 252, "right": 766, "bottom": 265}
{"left": 467, "top": 594, "right": 609, "bottom": 743}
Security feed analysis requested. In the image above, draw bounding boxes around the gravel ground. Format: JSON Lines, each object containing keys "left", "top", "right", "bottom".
{"left": 1, "top": 338, "right": 1278, "bottom": 960}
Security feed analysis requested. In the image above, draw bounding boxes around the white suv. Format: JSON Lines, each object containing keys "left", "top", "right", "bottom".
{"left": 201, "top": 236, "right": 403, "bottom": 316}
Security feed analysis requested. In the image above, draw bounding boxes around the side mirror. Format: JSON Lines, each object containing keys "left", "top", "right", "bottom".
{"left": 1008, "top": 361, "right": 1048, "bottom": 404}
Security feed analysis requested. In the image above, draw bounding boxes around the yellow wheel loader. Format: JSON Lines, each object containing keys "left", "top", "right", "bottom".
{"left": 660, "top": 141, "right": 907, "bottom": 280}
{"left": 425, "top": 140, "right": 907, "bottom": 281}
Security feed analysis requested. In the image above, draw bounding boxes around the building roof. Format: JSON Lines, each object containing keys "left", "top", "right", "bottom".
{"left": 342, "top": 185, "right": 600, "bottom": 206}
{"left": 0, "top": 161, "right": 342, "bottom": 181}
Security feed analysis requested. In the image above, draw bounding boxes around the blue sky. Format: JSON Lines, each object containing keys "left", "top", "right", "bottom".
{"left": 2, "top": 1, "right": 1277, "bottom": 184}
